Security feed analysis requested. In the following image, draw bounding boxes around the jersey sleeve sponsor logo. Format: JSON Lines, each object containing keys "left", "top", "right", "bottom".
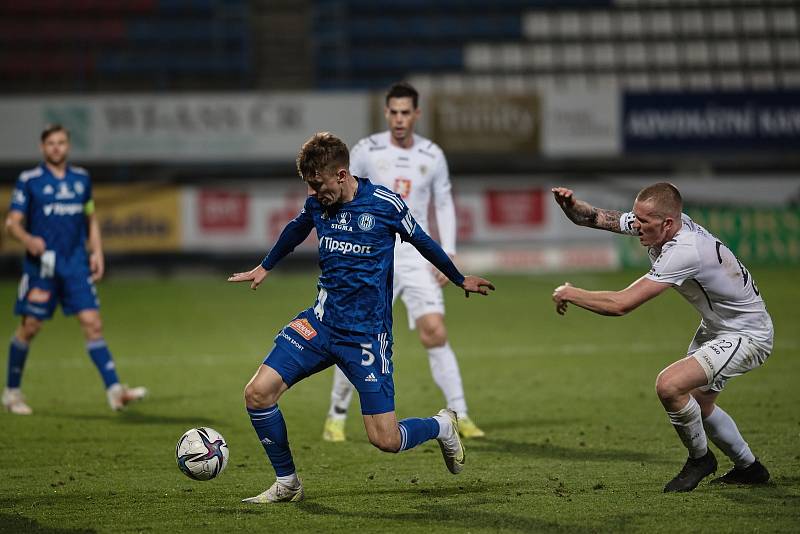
{"left": 27, "top": 288, "right": 52, "bottom": 304}
{"left": 12, "top": 188, "right": 26, "bottom": 205}
{"left": 358, "top": 213, "right": 375, "bottom": 231}
{"left": 288, "top": 318, "right": 317, "bottom": 340}
{"left": 319, "top": 236, "right": 373, "bottom": 255}
{"left": 394, "top": 178, "right": 411, "bottom": 198}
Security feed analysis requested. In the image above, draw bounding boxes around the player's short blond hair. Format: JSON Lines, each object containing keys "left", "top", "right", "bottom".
{"left": 296, "top": 132, "right": 350, "bottom": 181}
{"left": 636, "top": 182, "right": 682, "bottom": 220}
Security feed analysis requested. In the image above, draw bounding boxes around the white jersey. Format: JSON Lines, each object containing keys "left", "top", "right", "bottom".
{"left": 350, "top": 131, "right": 455, "bottom": 263}
{"left": 621, "top": 212, "right": 773, "bottom": 345}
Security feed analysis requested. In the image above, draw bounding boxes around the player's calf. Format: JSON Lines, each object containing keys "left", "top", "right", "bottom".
{"left": 367, "top": 427, "right": 402, "bottom": 453}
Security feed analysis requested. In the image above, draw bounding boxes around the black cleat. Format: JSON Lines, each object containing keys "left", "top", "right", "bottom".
{"left": 711, "top": 459, "right": 770, "bottom": 485}
{"left": 664, "top": 449, "right": 717, "bottom": 493}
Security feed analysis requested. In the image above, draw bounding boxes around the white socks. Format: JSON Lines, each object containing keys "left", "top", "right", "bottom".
{"left": 327, "top": 366, "right": 354, "bottom": 419}
{"left": 667, "top": 396, "right": 708, "bottom": 459}
{"left": 433, "top": 413, "right": 453, "bottom": 440}
{"left": 277, "top": 473, "right": 300, "bottom": 489}
{"left": 703, "top": 406, "right": 756, "bottom": 468}
{"left": 428, "top": 343, "right": 468, "bottom": 417}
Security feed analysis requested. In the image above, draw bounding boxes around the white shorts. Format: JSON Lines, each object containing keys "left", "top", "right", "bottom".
{"left": 687, "top": 327, "right": 772, "bottom": 392}
{"left": 393, "top": 257, "right": 445, "bottom": 330}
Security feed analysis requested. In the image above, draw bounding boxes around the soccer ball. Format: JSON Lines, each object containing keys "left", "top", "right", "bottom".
{"left": 176, "top": 427, "right": 229, "bottom": 481}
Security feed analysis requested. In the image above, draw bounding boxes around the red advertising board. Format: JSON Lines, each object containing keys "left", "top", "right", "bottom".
{"left": 199, "top": 190, "right": 249, "bottom": 231}
{"left": 485, "top": 189, "right": 544, "bottom": 227}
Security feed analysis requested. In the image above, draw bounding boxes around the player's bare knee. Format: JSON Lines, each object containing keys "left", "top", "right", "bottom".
{"left": 80, "top": 317, "right": 103, "bottom": 340}
{"left": 420, "top": 324, "right": 447, "bottom": 348}
{"left": 244, "top": 383, "right": 277, "bottom": 409}
{"left": 18, "top": 318, "right": 42, "bottom": 342}
{"left": 655, "top": 372, "right": 683, "bottom": 403}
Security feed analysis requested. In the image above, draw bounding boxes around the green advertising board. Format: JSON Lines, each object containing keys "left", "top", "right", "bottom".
{"left": 618, "top": 206, "right": 800, "bottom": 268}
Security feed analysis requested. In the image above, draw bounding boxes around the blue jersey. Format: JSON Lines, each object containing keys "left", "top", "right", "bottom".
{"left": 9, "top": 163, "right": 93, "bottom": 276}
{"left": 262, "top": 177, "right": 464, "bottom": 335}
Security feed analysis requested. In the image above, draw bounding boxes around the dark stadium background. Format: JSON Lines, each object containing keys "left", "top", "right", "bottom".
{"left": 1, "top": 2, "right": 798, "bottom": 533}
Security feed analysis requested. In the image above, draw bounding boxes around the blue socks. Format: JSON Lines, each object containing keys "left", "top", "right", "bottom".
{"left": 7, "top": 337, "right": 29, "bottom": 389}
{"left": 398, "top": 417, "right": 440, "bottom": 452}
{"left": 8, "top": 337, "right": 122, "bottom": 390}
{"left": 248, "top": 405, "right": 296, "bottom": 476}
{"left": 86, "top": 339, "right": 119, "bottom": 388}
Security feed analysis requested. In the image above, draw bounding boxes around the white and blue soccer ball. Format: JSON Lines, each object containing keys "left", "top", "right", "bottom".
{"left": 176, "top": 427, "right": 229, "bottom": 481}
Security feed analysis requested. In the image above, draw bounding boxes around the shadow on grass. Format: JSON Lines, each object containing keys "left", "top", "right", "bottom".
{"left": 213, "top": 482, "right": 638, "bottom": 532}
{"left": 476, "top": 417, "right": 583, "bottom": 432}
{"left": 0, "top": 513, "right": 95, "bottom": 534}
{"left": 294, "top": 497, "right": 637, "bottom": 532}
{"left": 710, "top": 476, "right": 800, "bottom": 509}
{"left": 51, "top": 411, "right": 218, "bottom": 426}
{"left": 471, "top": 438, "right": 662, "bottom": 463}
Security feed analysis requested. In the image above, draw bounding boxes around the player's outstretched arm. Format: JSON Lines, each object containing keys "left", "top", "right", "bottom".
{"left": 228, "top": 265, "right": 270, "bottom": 290}
{"left": 551, "top": 276, "right": 670, "bottom": 316}
{"left": 461, "top": 275, "right": 495, "bottom": 298}
{"left": 552, "top": 187, "right": 627, "bottom": 234}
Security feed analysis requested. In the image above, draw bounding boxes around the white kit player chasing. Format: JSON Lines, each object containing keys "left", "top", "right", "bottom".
{"left": 551, "top": 183, "right": 773, "bottom": 493}
{"left": 322, "top": 82, "right": 485, "bottom": 441}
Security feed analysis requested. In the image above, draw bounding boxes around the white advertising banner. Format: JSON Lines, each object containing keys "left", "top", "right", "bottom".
{"left": 181, "top": 178, "right": 623, "bottom": 252}
{"left": 541, "top": 84, "right": 620, "bottom": 157}
{"left": 0, "top": 93, "right": 370, "bottom": 163}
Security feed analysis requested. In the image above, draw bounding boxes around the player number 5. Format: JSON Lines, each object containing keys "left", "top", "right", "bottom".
{"left": 360, "top": 343, "right": 375, "bottom": 366}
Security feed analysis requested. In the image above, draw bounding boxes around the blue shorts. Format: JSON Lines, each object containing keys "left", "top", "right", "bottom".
{"left": 264, "top": 308, "right": 395, "bottom": 415}
{"left": 14, "top": 271, "right": 99, "bottom": 320}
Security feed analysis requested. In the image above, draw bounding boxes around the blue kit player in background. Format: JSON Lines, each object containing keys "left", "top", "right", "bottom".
{"left": 2, "top": 124, "right": 147, "bottom": 415}
{"left": 228, "top": 132, "right": 494, "bottom": 503}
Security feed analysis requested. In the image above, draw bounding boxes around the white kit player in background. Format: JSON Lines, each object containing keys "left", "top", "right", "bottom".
{"left": 551, "top": 183, "right": 773, "bottom": 493}
{"left": 322, "top": 82, "right": 486, "bottom": 441}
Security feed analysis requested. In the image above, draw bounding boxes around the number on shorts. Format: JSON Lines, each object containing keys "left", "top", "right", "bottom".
{"left": 360, "top": 343, "right": 375, "bottom": 366}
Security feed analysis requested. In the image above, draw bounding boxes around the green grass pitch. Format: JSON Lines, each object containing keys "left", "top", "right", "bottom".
{"left": 1, "top": 268, "right": 798, "bottom": 533}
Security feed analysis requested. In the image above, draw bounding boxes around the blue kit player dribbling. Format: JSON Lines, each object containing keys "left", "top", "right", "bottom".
{"left": 228, "top": 132, "right": 494, "bottom": 503}
{"left": 2, "top": 124, "right": 146, "bottom": 415}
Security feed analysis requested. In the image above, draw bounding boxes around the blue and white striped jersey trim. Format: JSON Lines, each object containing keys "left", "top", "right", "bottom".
{"left": 373, "top": 189, "right": 403, "bottom": 212}
{"left": 18, "top": 167, "right": 43, "bottom": 183}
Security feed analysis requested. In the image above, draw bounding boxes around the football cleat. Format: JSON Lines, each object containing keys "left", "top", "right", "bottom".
{"left": 107, "top": 383, "right": 148, "bottom": 411}
{"left": 242, "top": 480, "right": 304, "bottom": 503}
{"left": 711, "top": 459, "right": 770, "bottom": 485}
{"left": 322, "top": 416, "right": 346, "bottom": 442}
{"left": 2, "top": 387, "right": 32, "bottom": 415}
{"left": 664, "top": 449, "right": 717, "bottom": 493}
{"left": 436, "top": 408, "right": 465, "bottom": 474}
{"left": 458, "top": 415, "right": 485, "bottom": 439}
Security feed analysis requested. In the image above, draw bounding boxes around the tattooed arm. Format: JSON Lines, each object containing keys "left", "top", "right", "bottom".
{"left": 551, "top": 187, "right": 629, "bottom": 235}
